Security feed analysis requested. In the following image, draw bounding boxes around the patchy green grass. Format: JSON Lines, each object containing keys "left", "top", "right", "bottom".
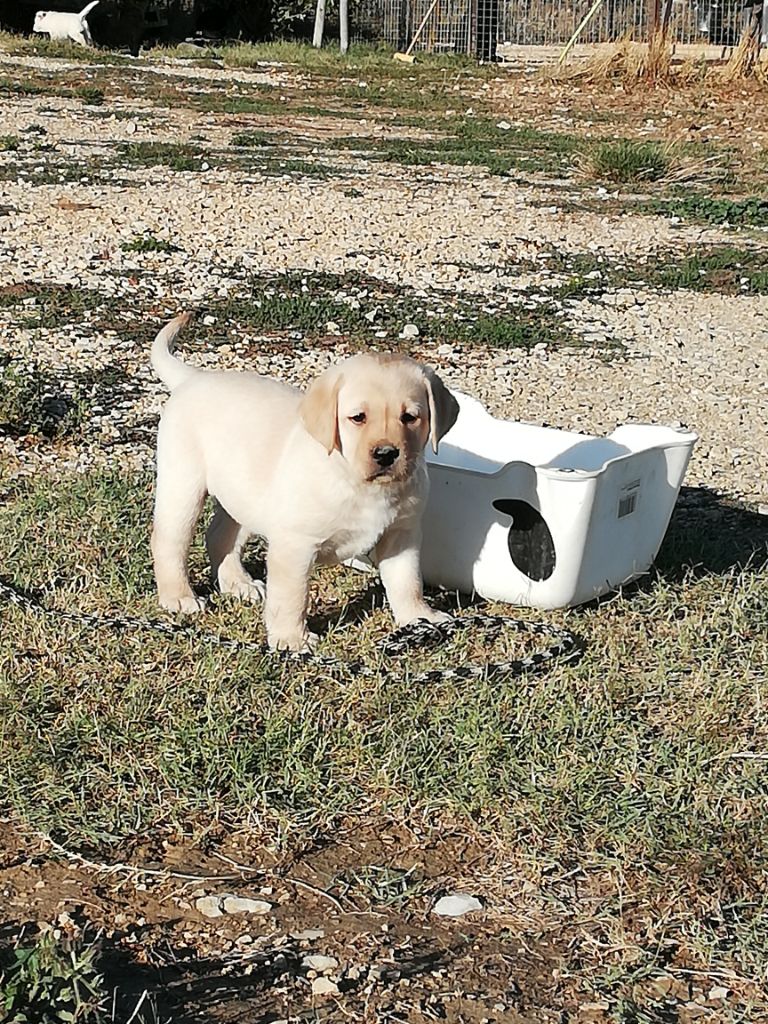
{"left": 654, "top": 246, "right": 768, "bottom": 293}
{"left": 0, "top": 135, "right": 20, "bottom": 152}
{"left": 121, "top": 232, "right": 180, "bottom": 254}
{"left": 0, "top": 283, "right": 103, "bottom": 326}
{"left": 230, "top": 130, "right": 273, "bottom": 148}
{"left": 0, "top": 30, "right": 129, "bottom": 64}
{"left": 347, "top": 118, "right": 583, "bottom": 177}
{"left": 117, "top": 140, "right": 207, "bottom": 172}
{"left": 200, "top": 270, "right": 585, "bottom": 351}
{"left": 0, "top": 359, "right": 87, "bottom": 440}
{"left": 0, "top": 76, "right": 104, "bottom": 105}
{"left": 161, "top": 39, "right": 481, "bottom": 75}
{"left": 522, "top": 245, "right": 768, "bottom": 300}
{"left": 644, "top": 193, "right": 768, "bottom": 227}
{"left": 0, "top": 357, "right": 132, "bottom": 442}
{"left": 257, "top": 156, "right": 338, "bottom": 178}
{"left": 0, "top": 156, "right": 122, "bottom": 185}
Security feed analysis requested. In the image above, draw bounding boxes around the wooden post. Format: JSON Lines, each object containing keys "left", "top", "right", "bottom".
{"left": 339, "top": 0, "right": 349, "bottom": 54}
{"left": 313, "top": 0, "right": 326, "bottom": 48}
{"left": 647, "top": 0, "right": 660, "bottom": 39}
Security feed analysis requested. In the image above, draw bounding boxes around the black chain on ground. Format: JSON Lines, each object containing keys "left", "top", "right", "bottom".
{"left": 0, "top": 577, "right": 580, "bottom": 684}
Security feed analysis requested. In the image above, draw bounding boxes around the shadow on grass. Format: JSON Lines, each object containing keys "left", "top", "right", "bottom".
{"left": 656, "top": 486, "right": 768, "bottom": 578}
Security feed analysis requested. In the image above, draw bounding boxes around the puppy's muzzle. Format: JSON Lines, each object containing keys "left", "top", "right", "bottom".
{"left": 372, "top": 444, "right": 400, "bottom": 469}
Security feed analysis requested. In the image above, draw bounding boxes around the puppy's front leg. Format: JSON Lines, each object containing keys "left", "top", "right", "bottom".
{"left": 374, "top": 525, "right": 450, "bottom": 627}
{"left": 264, "top": 537, "right": 318, "bottom": 652}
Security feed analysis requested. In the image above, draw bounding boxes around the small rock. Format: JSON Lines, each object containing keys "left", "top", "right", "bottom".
{"left": 496, "top": 120, "right": 512, "bottom": 130}
{"left": 221, "top": 896, "right": 272, "bottom": 915}
{"left": 291, "top": 928, "right": 325, "bottom": 940}
{"left": 432, "top": 893, "right": 483, "bottom": 917}
{"left": 683, "top": 1003, "right": 709, "bottom": 1018}
{"left": 399, "top": 323, "right": 419, "bottom": 339}
{"left": 311, "top": 977, "right": 339, "bottom": 997}
{"left": 195, "top": 896, "right": 223, "bottom": 918}
{"left": 369, "top": 963, "right": 400, "bottom": 982}
{"left": 708, "top": 986, "right": 729, "bottom": 1001}
{"left": 325, "top": 321, "right": 341, "bottom": 335}
{"left": 302, "top": 954, "right": 339, "bottom": 972}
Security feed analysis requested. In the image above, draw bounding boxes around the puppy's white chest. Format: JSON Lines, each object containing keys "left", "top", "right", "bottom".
{"left": 319, "top": 489, "right": 402, "bottom": 563}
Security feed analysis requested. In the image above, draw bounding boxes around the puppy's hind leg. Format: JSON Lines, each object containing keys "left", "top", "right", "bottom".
{"left": 152, "top": 458, "right": 207, "bottom": 614}
{"left": 206, "top": 503, "right": 265, "bottom": 603}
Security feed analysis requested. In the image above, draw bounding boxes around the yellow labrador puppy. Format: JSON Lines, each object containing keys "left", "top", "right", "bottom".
{"left": 150, "top": 313, "right": 459, "bottom": 651}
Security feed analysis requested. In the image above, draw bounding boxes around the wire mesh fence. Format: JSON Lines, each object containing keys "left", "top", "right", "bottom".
{"left": 353, "top": 0, "right": 767, "bottom": 55}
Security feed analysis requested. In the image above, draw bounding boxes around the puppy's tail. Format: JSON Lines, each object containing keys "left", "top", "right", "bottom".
{"left": 151, "top": 312, "right": 197, "bottom": 392}
{"left": 79, "top": 0, "right": 99, "bottom": 18}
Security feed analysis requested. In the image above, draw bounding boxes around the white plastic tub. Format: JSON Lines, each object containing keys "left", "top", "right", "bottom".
{"left": 419, "top": 392, "right": 697, "bottom": 609}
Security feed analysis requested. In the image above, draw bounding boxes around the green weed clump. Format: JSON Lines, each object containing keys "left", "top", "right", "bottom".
{"left": 587, "top": 139, "right": 672, "bottom": 183}
{"left": 0, "top": 928, "right": 107, "bottom": 1023}
{"left": 230, "top": 130, "right": 272, "bottom": 147}
{"left": 121, "top": 232, "right": 180, "bottom": 254}
{"left": 117, "top": 141, "right": 204, "bottom": 172}
{"left": 645, "top": 194, "right": 768, "bottom": 227}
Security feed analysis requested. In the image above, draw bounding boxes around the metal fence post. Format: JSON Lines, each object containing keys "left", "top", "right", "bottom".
{"left": 340, "top": 0, "right": 349, "bottom": 52}
{"left": 313, "top": 0, "right": 326, "bottom": 48}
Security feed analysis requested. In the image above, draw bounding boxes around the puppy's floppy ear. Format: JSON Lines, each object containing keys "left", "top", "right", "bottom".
{"left": 300, "top": 368, "right": 343, "bottom": 455}
{"left": 423, "top": 367, "right": 459, "bottom": 453}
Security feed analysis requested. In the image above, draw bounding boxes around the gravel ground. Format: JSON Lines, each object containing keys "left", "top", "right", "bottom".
{"left": 1, "top": 58, "right": 766, "bottom": 511}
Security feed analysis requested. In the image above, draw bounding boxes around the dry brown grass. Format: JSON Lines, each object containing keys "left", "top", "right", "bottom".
{"left": 722, "top": 23, "right": 768, "bottom": 83}
{"left": 549, "top": 31, "right": 768, "bottom": 89}
{"left": 547, "top": 34, "right": 679, "bottom": 88}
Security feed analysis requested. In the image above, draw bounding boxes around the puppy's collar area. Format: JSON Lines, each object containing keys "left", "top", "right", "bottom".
{"left": 0, "top": 577, "right": 581, "bottom": 684}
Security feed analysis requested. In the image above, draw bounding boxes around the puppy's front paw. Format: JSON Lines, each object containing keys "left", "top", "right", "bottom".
{"left": 420, "top": 608, "right": 452, "bottom": 625}
{"left": 397, "top": 606, "right": 452, "bottom": 626}
{"left": 160, "top": 594, "right": 206, "bottom": 615}
{"left": 268, "top": 628, "right": 320, "bottom": 654}
{"left": 219, "top": 574, "right": 266, "bottom": 603}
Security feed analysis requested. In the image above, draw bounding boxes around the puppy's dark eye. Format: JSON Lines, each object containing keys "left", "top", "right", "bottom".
{"left": 401, "top": 412, "right": 418, "bottom": 425}
{"left": 350, "top": 412, "right": 366, "bottom": 424}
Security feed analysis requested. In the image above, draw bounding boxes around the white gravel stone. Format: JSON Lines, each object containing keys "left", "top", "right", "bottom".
{"left": 311, "top": 977, "right": 340, "bottom": 997}
{"left": 221, "top": 896, "right": 272, "bottom": 915}
{"left": 195, "top": 896, "right": 224, "bottom": 918}
{"left": 302, "top": 954, "right": 339, "bottom": 971}
{"left": 432, "top": 893, "right": 483, "bottom": 917}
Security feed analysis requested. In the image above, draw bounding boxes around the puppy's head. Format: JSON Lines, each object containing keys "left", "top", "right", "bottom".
{"left": 300, "top": 354, "right": 459, "bottom": 483}
{"left": 33, "top": 11, "right": 50, "bottom": 30}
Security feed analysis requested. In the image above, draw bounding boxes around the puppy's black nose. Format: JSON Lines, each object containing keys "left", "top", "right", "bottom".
{"left": 372, "top": 445, "right": 399, "bottom": 467}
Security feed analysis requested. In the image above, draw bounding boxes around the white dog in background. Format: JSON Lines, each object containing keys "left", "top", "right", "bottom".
{"left": 150, "top": 313, "right": 460, "bottom": 652}
{"left": 33, "top": 1, "right": 99, "bottom": 46}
